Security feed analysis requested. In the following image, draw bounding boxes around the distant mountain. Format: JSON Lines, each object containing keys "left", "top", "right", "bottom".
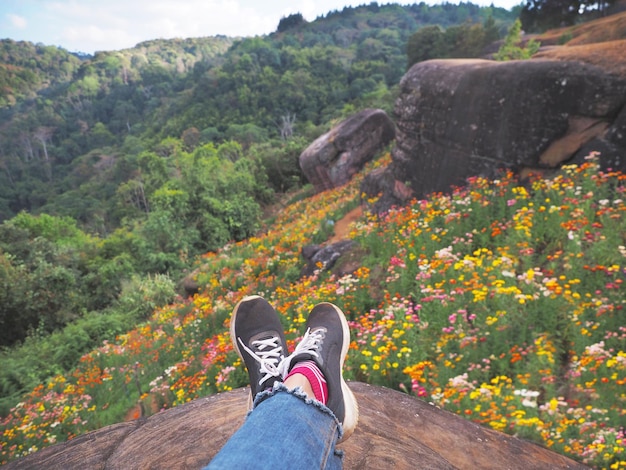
{"left": 0, "top": 40, "right": 83, "bottom": 107}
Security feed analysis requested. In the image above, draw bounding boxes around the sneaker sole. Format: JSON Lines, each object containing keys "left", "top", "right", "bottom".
{"left": 230, "top": 295, "right": 263, "bottom": 410}
{"left": 320, "top": 302, "right": 359, "bottom": 443}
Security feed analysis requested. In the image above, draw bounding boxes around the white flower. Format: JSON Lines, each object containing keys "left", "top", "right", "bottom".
{"left": 585, "top": 341, "right": 607, "bottom": 357}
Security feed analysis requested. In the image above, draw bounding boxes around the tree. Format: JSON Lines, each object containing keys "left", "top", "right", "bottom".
{"left": 223, "top": 123, "right": 268, "bottom": 149}
{"left": 406, "top": 26, "right": 445, "bottom": 67}
{"left": 519, "top": 0, "right": 612, "bottom": 32}
{"left": 19, "top": 132, "right": 35, "bottom": 161}
{"left": 406, "top": 20, "right": 502, "bottom": 68}
{"left": 277, "top": 113, "right": 296, "bottom": 140}
{"left": 0, "top": 213, "right": 101, "bottom": 346}
{"left": 494, "top": 19, "right": 540, "bottom": 61}
{"left": 445, "top": 21, "right": 486, "bottom": 58}
{"left": 117, "top": 179, "right": 150, "bottom": 214}
{"left": 483, "top": 15, "right": 501, "bottom": 46}
{"left": 217, "top": 141, "right": 243, "bottom": 162}
{"left": 181, "top": 127, "right": 200, "bottom": 151}
{"left": 277, "top": 13, "right": 307, "bottom": 33}
{"left": 89, "top": 122, "right": 116, "bottom": 148}
{"left": 0, "top": 252, "right": 35, "bottom": 346}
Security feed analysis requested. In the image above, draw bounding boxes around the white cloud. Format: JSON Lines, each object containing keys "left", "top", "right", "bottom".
{"left": 61, "top": 24, "right": 138, "bottom": 52}
{"left": 1, "top": 0, "right": 523, "bottom": 53}
{"left": 41, "top": 0, "right": 283, "bottom": 51}
{"left": 8, "top": 13, "right": 27, "bottom": 29}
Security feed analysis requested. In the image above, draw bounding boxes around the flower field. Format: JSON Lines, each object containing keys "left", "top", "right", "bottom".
{"left": 1, "top": 154, "right": 625, "bottom": 468}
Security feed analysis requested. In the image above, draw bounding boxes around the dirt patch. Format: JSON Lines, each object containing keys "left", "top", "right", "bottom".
{"left": 533, "top": 11, "right": 626, "bottom": 46}
{"left": 328, "top": 205, "right": 364, "bottom": 244}
{"left": 533, "top": 39, "right": 626, "bottom": 77}
{"left": 527, "top": 11, "right": 626, "bottom": 76}
{"left": 124, "top": 394, "right": 163, "bottom": 421}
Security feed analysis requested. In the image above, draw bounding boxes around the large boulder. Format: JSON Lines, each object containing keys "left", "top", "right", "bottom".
{"left": 300, "top": 108, "right": 396, "bottom": 192}
{"left": 4, "top": 382, "right": 587, "bottom": 470}
{"left": 364, "top": 52, "right": 626, "bottom": 211}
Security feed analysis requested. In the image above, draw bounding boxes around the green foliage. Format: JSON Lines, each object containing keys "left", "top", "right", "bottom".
{"left": 8, "top": 212, "right": 94, "bottom": 247}
{"left": 558, "top": 30, "right": 574, "bottom": 44}
{"left": 0, "top": 40, "right": 82, "bottom": 107}
{"left": 116, "top": 274, "right": 177, "bottom": 319}
{"left": 115, "top": 141, "right": 267, "bottom": 271}
{"left": 0, "top": 215, "right": 102, "bottom": 345}
{"left": 494, "top": 20, "right": 541, "bottom": 61}
{"left": 406, "top": 16, "right": 505, "bottom": 68}
{"left": 223, "top": 123, "right": 268, "bottom": 149}
{"left": 0, "top": 211, "right": 178, "bottom": 347}
{"left": 277, "top": 13, "right": 307, "bottom": 33}
{"left": 0, "top": 252, "right": 35, "bottom": 346}
{"left": 407, "top": 25, "right": 445, "bottom": 65}
{"left": 252, "top": 137, "right": 309, "bottom": 193}
{"left": 0, "top": 273, "right": 175, "bottom": 416}
{"left": 520, "top": 0, "right": 618, "bottom": 33}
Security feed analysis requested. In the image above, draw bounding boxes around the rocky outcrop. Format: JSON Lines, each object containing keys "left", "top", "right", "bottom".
{"left": 300, "top": 108, "right": 396, "bottom": 192}
{"left": 364, "top": 55, "right": 626, "bottom": 211}
{"left": 301, "top": 240, "right": 355, "bottom": 277}
{"left": 5, "top": 382, "right": 588, "bottom": 470}
{"left": 180, "top": 268, "right": 201, "bottom": 296}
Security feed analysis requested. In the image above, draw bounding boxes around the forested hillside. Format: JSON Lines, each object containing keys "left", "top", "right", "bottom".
{"left": 0, "top": 41, "right": 82, "bottom": 108}
{"left": 0, "top": 3, "right": 515, "bottom": 227}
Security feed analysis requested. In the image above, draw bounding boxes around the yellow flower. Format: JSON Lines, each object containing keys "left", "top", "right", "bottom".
{"left": 548, "top": 397, "right": 559, "bottom": 411}
{"left": 489, "top": 419, "right": 507, "bottom": 431}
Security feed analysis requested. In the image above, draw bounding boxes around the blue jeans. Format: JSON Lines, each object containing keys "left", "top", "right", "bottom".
{"left": 205, "top": 384, "right": 343, "bottom": 469}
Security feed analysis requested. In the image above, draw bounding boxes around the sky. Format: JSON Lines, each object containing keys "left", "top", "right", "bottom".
{"left": 0, "top": 0, "right": 521, "bottom": 55}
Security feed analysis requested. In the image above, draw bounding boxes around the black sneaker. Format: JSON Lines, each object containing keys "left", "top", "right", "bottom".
{"left": 280, "top": 302, "right": 359, "bottom": 442}
{"left": 230, "top": 295, "right": 288, "bottom": 409}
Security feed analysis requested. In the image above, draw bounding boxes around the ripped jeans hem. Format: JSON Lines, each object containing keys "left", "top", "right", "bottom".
{"left": 251, "top": 381, "right": 345, "bottom": 443}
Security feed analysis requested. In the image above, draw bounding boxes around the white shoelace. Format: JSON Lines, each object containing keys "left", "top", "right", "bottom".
{"left": 238, "top": 336, "right": 283, "bottom": 386}
{"left": 277, "top": 327, "right": 324, "bottom": 377}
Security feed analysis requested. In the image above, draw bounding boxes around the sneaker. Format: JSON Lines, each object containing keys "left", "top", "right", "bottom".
{"left": 230, "top": 295, "right": 288, "bottom": 408}
{"left": 280, "top": 302, "right": 359, "bottom": 442}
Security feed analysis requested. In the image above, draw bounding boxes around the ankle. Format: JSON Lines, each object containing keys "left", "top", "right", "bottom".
{"left": 284, "top": 360, "right": 328, "bottom": 404}
{"left": 283, "top": 373, "right": 315, "bottom": 399}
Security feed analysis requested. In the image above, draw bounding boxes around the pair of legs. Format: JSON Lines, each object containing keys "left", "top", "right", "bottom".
{"left": 205, "top": 296, "right": 359, "bottom": 469}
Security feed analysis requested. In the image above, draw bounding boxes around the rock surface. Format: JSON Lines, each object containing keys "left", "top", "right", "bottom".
{"left": 299, "top": 108, "right": 396, "bottom": 192}
{"left": 364, "top": 55, "right": 626, "bottom": 211}
{"left": 6, "top": 382, "right": 588, "bottom": 470}
{"left": 301, "top": 240, "right": 355, "bottom": 277}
